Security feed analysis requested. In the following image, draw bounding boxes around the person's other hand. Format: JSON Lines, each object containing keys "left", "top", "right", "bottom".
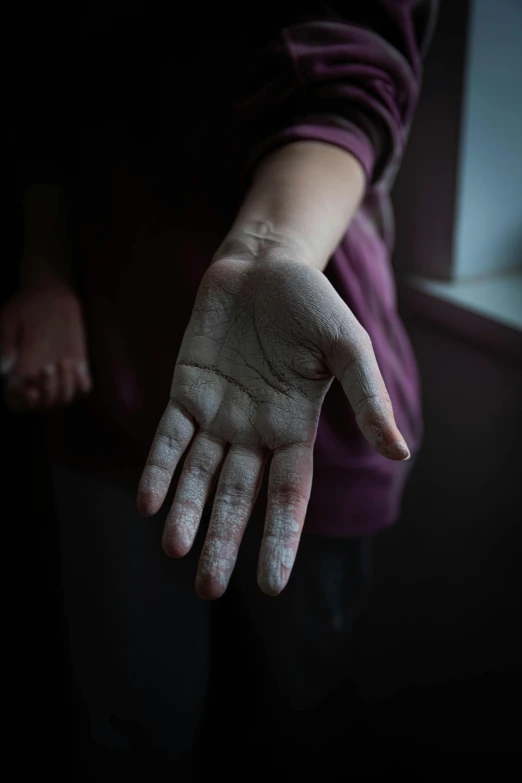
{"left": 137, "top": 252, "right": 409, "bottom": 600}
{"left": 0, "top": 280, "right": 92, "bottom": 412}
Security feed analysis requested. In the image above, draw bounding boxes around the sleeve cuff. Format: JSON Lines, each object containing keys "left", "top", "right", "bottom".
{"left": 240, "top": 120, "right": 377, "bottom": 194}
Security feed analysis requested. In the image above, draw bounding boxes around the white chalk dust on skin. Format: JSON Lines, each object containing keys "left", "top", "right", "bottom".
{"left": 257, "top": 502, "right": 302, "bottom": 594}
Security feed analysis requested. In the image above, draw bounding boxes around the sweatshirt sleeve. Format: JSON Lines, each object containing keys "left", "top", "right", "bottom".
{"left": 233, "top": 0, "right": 439, "bottom": 193}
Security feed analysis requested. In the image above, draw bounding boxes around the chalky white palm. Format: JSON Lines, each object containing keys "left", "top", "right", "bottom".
{"left": 137, "top": 256, "right": 409, "bottom": 599}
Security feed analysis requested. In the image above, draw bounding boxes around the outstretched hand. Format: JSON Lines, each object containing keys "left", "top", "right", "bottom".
{"left": 137, "top": 252, "right": 409, "bottom": 600}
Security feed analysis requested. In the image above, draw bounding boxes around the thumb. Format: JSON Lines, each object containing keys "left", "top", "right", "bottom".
{"left": 325, "top": 325, "right": 410, "bottom": 462}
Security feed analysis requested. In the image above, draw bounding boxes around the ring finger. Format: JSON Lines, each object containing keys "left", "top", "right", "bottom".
{"left": 195, "top": 444, "right": 268, "bottom": 601}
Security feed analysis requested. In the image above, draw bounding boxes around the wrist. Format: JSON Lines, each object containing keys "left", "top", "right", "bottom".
{"left": 211, "top": 222, "right": 318, "bottom": 270}
{"left": 221, "top": 141, "right": 365, "bottom": 272}
{"left": 19, "top": 255, "right": 75, "bottom": 293}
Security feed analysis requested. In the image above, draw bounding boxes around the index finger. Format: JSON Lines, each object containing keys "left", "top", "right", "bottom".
{"left": 137, "top": 400, "right": 196, "bottom": 517}
{"left": 257, "top": 442, "right": 314, "bottom": 596}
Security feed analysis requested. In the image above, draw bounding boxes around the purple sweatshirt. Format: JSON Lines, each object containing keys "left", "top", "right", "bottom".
{"left": 21, "top": 2, "right": 438, "bottom": 536}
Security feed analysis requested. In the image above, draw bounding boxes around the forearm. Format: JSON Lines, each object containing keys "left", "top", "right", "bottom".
{"left": 217, "top": 141, "right": 366, "bottom": 272}
{"left": 21, "top": 182, "right": 73, "bottom": 289}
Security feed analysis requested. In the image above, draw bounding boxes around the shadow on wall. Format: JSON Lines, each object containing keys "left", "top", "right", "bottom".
{"left": 346, "top": 308, "right": 522, "bottom": 709}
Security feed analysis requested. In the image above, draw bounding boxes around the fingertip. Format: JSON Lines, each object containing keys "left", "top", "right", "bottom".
{"left": 161, "top": 530, "right": 191, "bottom": 559}
{"left": 258, "top": 578, "right": 283, "bottom": 597}
{"left": 136, "top": 490, "right": 163, "bottom": 517}
{"left": 257, "top": 568, "right": 285, "bottom": 597}
{"left": 194, "top": 575, "right": 224, "bottom": 601}
{"left": 367, "top": 422, "right": 410, "bottom": 461}
{"left": 162, "top": 543, "right": 184, "bottom": 559}
{"left": 387, "top": 440, "right": 411, "bottom": 461}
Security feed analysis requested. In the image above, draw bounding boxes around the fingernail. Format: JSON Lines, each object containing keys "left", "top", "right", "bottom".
{"left": 390, "top": 441, "right": 411, "bottom": 460}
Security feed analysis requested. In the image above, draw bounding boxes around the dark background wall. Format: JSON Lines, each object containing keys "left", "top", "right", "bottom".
{"left": 349, "top": 306, "right": 522, "bottom": 696}
{"left": 391, "top": 0, "right": 471, "bottom": 281}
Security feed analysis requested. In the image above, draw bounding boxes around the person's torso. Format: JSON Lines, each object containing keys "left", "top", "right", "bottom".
{"left": 46, "top": 3, "right": 423, "bottom": 487}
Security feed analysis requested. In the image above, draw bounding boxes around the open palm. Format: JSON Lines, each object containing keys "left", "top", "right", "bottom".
{"left": 137, "top": 255, "right": 409, "bottom": 599}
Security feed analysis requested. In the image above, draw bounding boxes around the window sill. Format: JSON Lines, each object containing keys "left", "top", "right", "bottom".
{"left": 397, "top": 269, "right": 522, "bottom": 366}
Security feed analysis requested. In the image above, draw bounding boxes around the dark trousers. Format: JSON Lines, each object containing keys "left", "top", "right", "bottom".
{"left": 52, "top": 463, "right": 373, "bottom": 781}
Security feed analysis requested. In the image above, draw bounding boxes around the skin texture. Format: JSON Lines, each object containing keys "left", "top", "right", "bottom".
{"left": 137, "top": 251, "right": 410, "bottom": 601}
